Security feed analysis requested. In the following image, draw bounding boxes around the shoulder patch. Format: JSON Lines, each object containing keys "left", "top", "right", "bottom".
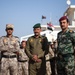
{"left": 1, "top": 36, "right": 6, "bottom": 38}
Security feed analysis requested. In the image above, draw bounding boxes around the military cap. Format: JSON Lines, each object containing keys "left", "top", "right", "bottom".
{"left": 21, "top": 40, "right": 26, "bottom": 43}
{"left": 33, "top": 23, "right": 41, "bottom": 28}
{"left": 59, "top": 16, "right": 68, "bottom": 22}
{"left": 6, "top": 24, "right": 14, "bottom": 29}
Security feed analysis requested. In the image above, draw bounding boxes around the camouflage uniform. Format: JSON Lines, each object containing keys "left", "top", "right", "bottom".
{"left": 50, "top": 40, "right": 58, "bottom": 75}
{"left": 26, "top": 35, "right": 49, "bottom": 75}
{"left": 18, "top": 48, "right": 29, "bottom": 75}
{"left": 57, "top": 28, "right": 75, "bottom": 75}
{"left": 0, "top": 35, "right": 20, "bottom": 75}
{"left": 45, "top": 46, "right": 54, "bottom": 75}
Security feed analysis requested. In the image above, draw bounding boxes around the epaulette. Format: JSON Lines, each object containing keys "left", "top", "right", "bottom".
{"left": 0, "top": 36, "right": 6, "bottom": 38}
{"left": 14, "top": 36, "right": 19, "bottom": 38}
{"left": 42, "top": 35, "right": 45, "bottom": 37}
{"left": 1, "top": 36, "right": 6, "bottom": 37}
{"left": 69, "top": 30, "right": 74, "bottom": 33}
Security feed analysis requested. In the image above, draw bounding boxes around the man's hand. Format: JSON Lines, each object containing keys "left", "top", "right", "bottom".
{"left": 32, "top": 55, "right": 38, "bottom": 61}
{"left": 32, "top": 55, "right": 41, "bottom": 62}
{"left": 36, "top": 59, "right": 41, "bottom": 62}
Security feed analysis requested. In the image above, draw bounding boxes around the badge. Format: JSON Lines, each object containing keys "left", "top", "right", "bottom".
{"left": 69, "top": 30, "right": 73, "bottom": 33}
{"left": 39, "top": 39, "right": 42, "bottom": 42}
{"left": 30, "top": 38, "right": 33, "bottom": 42}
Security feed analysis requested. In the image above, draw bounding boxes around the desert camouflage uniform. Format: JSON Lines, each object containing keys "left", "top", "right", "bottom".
{"left": 50, "top": 40, "right": 58, "bottom": 75}
{"left": 45, "top": 46, "right": 54, "bottom": 75}
{"left": 0, "top": 35, "right": 20, "bottom": 75}
{"left": 18, "top": 48, "right": 29, "bottom": 75}
{"left": 57, "top": 28, "right": 75, "bottom": 75}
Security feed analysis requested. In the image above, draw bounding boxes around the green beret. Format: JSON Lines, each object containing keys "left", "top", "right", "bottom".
{"left": 33, "top": 23, "right": 41, "bottom": 28}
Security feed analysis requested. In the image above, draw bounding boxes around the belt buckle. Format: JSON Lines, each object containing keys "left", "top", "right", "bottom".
{"left": 8, "top": 55, "right": 11, "bottom": 58}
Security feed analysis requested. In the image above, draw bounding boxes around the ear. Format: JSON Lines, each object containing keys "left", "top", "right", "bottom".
{"left": 67, "top": 22, "right": 70, "bottom": 25}
{"left": 40, "top": 28, "right": 42, "bottom": 32}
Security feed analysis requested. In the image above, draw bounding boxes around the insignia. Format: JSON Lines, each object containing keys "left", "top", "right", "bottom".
{"left": 39, "top": 39, "right": 42, "bottom": 42}
{"left": 69, "top": 30, "right": 74, "bottom": 33}
{"left": 3, "top": 38, "right": 7, "bottom": 43}
{"left": 30, "top": 39, "right": 33, "bottom": 42}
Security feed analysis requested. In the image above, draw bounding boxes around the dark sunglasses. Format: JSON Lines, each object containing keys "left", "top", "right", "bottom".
{"left": 6, "top": 28, "right": 13, "bottom": 30}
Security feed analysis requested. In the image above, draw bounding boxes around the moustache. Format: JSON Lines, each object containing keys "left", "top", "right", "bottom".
{"left": 34, "top": 32, "right": 39, "bottom": 33}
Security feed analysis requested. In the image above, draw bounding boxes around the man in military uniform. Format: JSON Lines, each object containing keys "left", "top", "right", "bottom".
{"left": 26, "top": 23, "right": 49, "bottom": 75}
{"left": 57, "top": 16, "right": 75, "bottom": 75}
{"left": 0, "top": 24, "right": 20, "bottom": 75}
{"left": 18, "top": 40, "right": 29, "bottom": 75}
{"left": 50, "top": 40, "right": 58, "bottom": 75}
{"left": 45, "top": 42, "right": 54, "bottom": 75}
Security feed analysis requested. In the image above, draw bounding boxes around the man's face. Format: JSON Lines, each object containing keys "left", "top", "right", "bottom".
{"left": 21, "top": 42, "right": 26, "bottom": 48}
{"left": 33, "top": 28, "right": 41, "bottom": 36}
{"left": 6, "top": 28, "right": 13, "bottom": 35}
{"left": 59, "top": 19, "right": 69, "bottom": 31}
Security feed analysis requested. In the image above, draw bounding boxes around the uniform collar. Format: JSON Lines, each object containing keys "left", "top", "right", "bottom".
{"left": 65, "top": 28, "right": 70, "bottom": 33}
{"left": 61, "top": 28, "right": 69, "bottom": 34}
{"left": 6, "top": 35, "right": 13, "bottom": 37}
{"left": 33, "top": 35, "right": 42, "bottom": 38}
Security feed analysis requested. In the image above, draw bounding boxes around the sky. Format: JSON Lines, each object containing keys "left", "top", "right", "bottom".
{"left": 0, "top": 0, "right": 75, "bottom": 38}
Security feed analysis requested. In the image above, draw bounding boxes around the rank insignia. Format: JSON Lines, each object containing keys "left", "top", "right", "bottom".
{"left": 69, "top": 30, "right": 74, "bottom": 33}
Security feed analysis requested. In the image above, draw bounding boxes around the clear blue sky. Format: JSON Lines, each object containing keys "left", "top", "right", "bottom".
{"left": 0, "top": 0, "right": 75, "bottom": 38}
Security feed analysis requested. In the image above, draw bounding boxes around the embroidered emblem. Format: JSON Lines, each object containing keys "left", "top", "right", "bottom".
{"left": 69, "top": 30, "right": 74, "bottom": 33}
{"left": 30, "top": 39, "right": 33, "bottom": 42}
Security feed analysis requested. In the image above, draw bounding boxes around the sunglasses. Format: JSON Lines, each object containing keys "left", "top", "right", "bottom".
{"left": 6, "top": 28, "right": 13, "bottom": 30}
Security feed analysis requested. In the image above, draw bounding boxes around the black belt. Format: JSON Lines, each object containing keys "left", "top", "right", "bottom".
{"left": 18, "top": 60, "right": 27, "bottom": 62}
{"left": 2, "top": 55, "right": 16, "bottom": 58}
{"left": 46, "top": 60, "right": 50, "bottom": 62}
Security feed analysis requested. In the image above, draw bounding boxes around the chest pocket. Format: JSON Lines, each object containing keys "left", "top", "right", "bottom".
{"left": 3, "top": 38, "right": 16, "bottom": 48}
{"left": 29, "top": 38, "right": 34, "bottom": 48}
{"left": 10, "top": 40, "right": 16, "bottom": 45}
{"left": 3, "top": 39, "right": 8, "bottom": 45}
{"left": 29, "top": 38, "right": 43, "bottom": 48}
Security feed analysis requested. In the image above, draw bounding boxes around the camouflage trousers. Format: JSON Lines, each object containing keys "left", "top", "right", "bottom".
{"left": 1, "top": 57, "right": 18, "bottom": 75}
{"left": 18, "top": 61, "right": 29, "bottom": 75}
{"left": 46, "top": 61, "right": 52, "bottom": 75}
{"left": 57, "top": 54, "right": 74, "bottom": 75}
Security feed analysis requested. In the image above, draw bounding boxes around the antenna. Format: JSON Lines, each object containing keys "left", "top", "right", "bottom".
{"left": 66, "top": 0, "right": 71, "bottom": 6}
{"left": 50, "top": 13, "right": 52, "bottom": 23}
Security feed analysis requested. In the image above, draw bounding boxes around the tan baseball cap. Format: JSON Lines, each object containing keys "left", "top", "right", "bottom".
{"left": 6, "top": 24, "right": 14, "bottom": 29}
